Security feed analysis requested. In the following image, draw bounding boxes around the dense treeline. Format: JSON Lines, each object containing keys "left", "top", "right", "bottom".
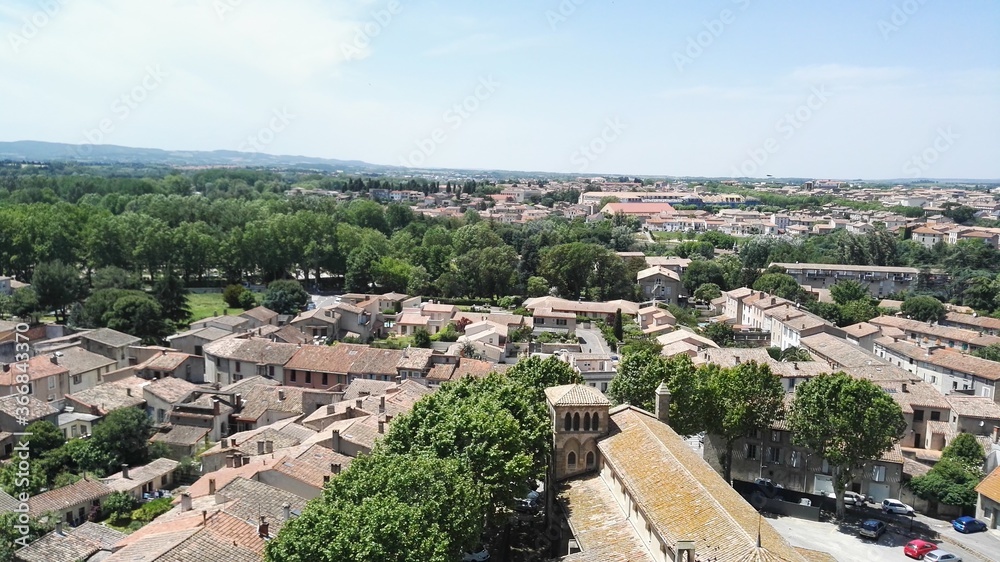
{"left": 0, "top": 167, "right": 641, "bottom": 320}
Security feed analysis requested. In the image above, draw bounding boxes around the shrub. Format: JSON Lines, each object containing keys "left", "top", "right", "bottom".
{"left": 131, "top": 497, "right": 173, "bottom": 523}
{"left": 223, "top": 284, "right": 247, "bottom": 309}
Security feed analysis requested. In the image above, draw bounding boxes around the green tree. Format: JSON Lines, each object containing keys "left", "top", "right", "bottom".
{"left": 682, "top": 260, "right": 727, "bottom": 294}
{"left": 265, "top": 453, "right": 487, "bottom": 562}
{"left": 9, "top": 287, "right": 40, "bottom": 319}
{"left": 909, "top": 456, "right": 982, "bottom": 510}
{"left": 613, "top": 308, "right": 624, "bottom": 341}
{"left": 972, "top": 344, "right": 1000, "bottom": 362}
{"left": 32, "top": 260, "right": 86, "bottom": 322}
{"left": 839, "top": 299, "right": 879, "bottom": 326}
{"left": 0, "top": 513, "right": 52, "bottom": 558}
{"left": 412, "top": 328, "right": 431, "bottom": 348}
{"left": 20, "top": 421, "right": 64, "bottom": 460}
{"left": 87, "top": 407, "right": 155, "bottom": 473}
{"left": 693, "top": 283, "right": 722, "bottom": 302}
{"left": 526, "top": 276, "right": 549, "bottom": 297}
{"left": 152, "top": 272, "right": 191, "bottom": 323}
{"left": 92, "top": 266, "right": 141, "bottom": 291}
{"left": 829, "top": 280, "right": 870, "bottom": 305}
{"left": 752, "top": 273, "right": 805, "bottom": 301}
{"left": 262, "top": 279, "right": 309, "bottom": 315}
{"left": 104, "top": 491, "right": 139, "bottom": 525}
{"left": 238, "top": 289, "right": 257, "bottom": 310}
{"left": 705, "top": 361, "right": 785, "bottom": 483}
{"left": 901, "top": 295, "right": 946, "bottom": 323}
{"left": 607, "top": 352, "right": 693, "bottom": 412}
{"left": 789, "top": 372, "right": 907, "bottom": 518}
{"left": 940, "top": 433, "right": 985, "bottom": 470}
{"left": 223, "top": 284, "right": 248, "bottom": 308}
{"left": 104, "top": 294, "right": 170, "bottom": 342}
{"left": 701, "top": 322, "right": 735, "bottom": 346}
{"left": 344, "top": 245, "right": 380, "bottom": 293}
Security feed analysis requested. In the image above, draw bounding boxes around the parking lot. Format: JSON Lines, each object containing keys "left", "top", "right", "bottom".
{"left": 768, "top": 513, "right": 993, "bottom": 562}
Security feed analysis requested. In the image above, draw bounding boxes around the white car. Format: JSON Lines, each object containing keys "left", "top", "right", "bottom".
{"left": 462, "top": 547, "right": 490, "bottom": 562}
{"left": 843, "top": 491, "right": 866, "bottom": 505}
{"left": 881, "top": 498, "right": 914, "bottom": 515}
{"left": 924, "top": 550, "right": 962, "bottom": 562}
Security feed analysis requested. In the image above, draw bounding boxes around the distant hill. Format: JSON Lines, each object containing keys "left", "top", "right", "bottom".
{"left": 0, "top": 140, "right": 385, "bottom": 173}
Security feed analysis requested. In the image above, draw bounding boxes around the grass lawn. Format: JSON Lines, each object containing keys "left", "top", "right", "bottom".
{"left": 186, "top": 292, "right": 262, "bottom": 322}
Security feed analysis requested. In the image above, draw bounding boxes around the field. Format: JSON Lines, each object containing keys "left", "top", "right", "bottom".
{"left": 185, "top": 292, "right": 256, "bottom": 322}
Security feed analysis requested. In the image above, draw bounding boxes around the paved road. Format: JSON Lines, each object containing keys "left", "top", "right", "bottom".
{"left": 770, "top": 514, "right": 989, "bottom": 562}
{"left": 916, "top": 515, "right": 1000, "bottom": 562}
{"left": 576, "top": 327, "right": 614, "bottom": 356}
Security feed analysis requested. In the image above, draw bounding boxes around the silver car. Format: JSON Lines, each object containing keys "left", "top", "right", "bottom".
{"left": 881, "top": 498, "right": 914, "bottom": 515}
{"left": 924, "top": 550, "right": 962, "bottom": 562}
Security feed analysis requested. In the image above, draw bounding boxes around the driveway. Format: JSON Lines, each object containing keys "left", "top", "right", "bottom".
{"left": 576, "top": 327, "right": 613, "bottom": 356}
{"left": 768, "top": 513, "right": 990, "bottom": 562}
{"left": 915, "top": 515, "right": 1000, "bottom": 562}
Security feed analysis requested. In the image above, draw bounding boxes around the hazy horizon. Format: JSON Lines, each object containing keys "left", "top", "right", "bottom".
{"left": 1, "top": 1, "right": 998, "bottom": 179}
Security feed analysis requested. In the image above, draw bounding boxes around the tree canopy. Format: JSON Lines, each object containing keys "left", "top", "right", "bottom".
{"left": 789, "top": 372, "right": 906, "bottom": 518}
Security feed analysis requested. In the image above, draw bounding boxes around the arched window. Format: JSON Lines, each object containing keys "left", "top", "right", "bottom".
{"left": 564, "top": 412, "right": 572, "bottom": 431}
{"left": 583, "top": 413, "right": 591, "bottom": 431}
{"left": 592, "top": 412, "right": 600, "bottom": 432}
{"left": 586, "top": 451, "right": 595, "bottom": 469}
{"left": 573, "top": 413, "right": 580, "bottom": 431}
{"left": 568, "top": 451, "right": 576, "bottom": 467}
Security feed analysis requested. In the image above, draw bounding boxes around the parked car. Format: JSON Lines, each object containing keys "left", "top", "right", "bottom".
{"left": 904, "top": 539, "right": 937, "bottom": 559}
{"left": 858, "top": 519, "right": 886, "bottom": 540}
{"left": 462, "top": 547, "right": 490, "bottom": 562}
{"left": 882, "top": 498, "right": 915, "bottom": 515}
{"left": 950, "top": 516, "right": 987, "bottom": 534}
{"left": 843, "top": 491, "right": 866, "bottom": 506}
{"left": 924, "top": 550, "right": 962, "bottom": 562}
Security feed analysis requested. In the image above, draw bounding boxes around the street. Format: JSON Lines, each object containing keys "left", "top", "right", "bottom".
{"left": 769, "top": 513, "right": 992, "bottom": 562}
{"left": 576, "top": 326, "right": 614, "bottom": 357}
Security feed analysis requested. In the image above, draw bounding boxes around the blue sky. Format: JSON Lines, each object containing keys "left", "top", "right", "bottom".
{"left": 1, "top": 0, "right": 997, "bottom": 178}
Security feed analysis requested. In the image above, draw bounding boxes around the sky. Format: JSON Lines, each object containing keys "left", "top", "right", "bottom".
{"left": 0, "top": 0, "right": 998, "bottom": 179}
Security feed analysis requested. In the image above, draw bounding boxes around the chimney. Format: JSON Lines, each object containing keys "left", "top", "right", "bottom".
{"left": 50, "top": 355, "right": 58, "bottom": 364}
{"left": 265, "top": 440, "right": 273, "bottom": 454}
{"left": 235, "top": 393, "right": 242, "bottom": 410}
{"left": 331, "top": 463, "right": 341, "bottom": 474}
{"left": 734, "top": 356, "right": 741, "bottom": 365}
{"left": 331, "top": 429, "right": 341, "bottom": 453}
{"left": 771, "top": 297, "right": 776, "bottom": 305}
{"left": 793, "top": 362, "right": 798, "bottom": 371}
{"left": 121, "top": 464, "right": 129, "bottom": 479}
{"left": 379, "top": 396, "right": 386, "bottom": 413}
{"left": 1, "top": 364, "right": 8, "bottom": 373}
{"left": 221, "top": 438, "right": 229, "bottom": 448}
{"left": 278, "top": 390, "right": 286, "bottom": 401}
{"left": 209, "top": 478, "right": 216, "bottom": 495}
{"left": 993, "top": 426, "right": 999, "bottom": 444}
{"left": 202, "top": 510, "right": 207, "bottom": 526}
{"left": 385, "top": 414, "right": 393, "bottom": 424}
{"left": 902, "top": 383, "right": 909, "bottom": 393}
{"left": 282, "top": 503, "right": 291, "bottom": 521}
{"left": 674, "top": 540, "right": 695, "bottom": 562}
{"left": 378, "top": 420, "right": 385, "bottom": 434}
{"left": 655, "top": 382, "right": 671, "bottom": 425}
{"left": 226, "top": 454, "right": 235, "bottom": 468}
{"left": 257, "top": 440, "right": 265, "bottom": 455}
{"left": 355, "top": 398, "right": 363, "bottom": 409}
{"left": 55, "top": 521, "right": 63, "bottom": 535}
{"left": 257, "top": 516, "right": 269, "bottom": 538}
{"left": 126, "top": 388, "right": 132, "bottom": 397}
{"left": 323, "top": 475, "right": 330, "bottom": 484}
{"left": 212, "top": 398, "right": 220, "bottom": 415}
{"left": 180, "top": 492, "right": 192, "bottom": 512}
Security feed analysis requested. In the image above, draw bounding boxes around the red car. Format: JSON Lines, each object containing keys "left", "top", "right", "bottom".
{"left": 904, "top": 539, "right": 937, "bottom": 559}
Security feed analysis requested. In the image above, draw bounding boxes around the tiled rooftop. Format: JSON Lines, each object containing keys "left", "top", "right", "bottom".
{"left": 545, "top": 384, "right": 611, "bottom": 407}
{"left": 15, "top": 522, "right": 126, "bottom": 562}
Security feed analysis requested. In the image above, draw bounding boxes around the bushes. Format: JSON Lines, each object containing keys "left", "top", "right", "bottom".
{"left": 223, "top": 284, "right": 248, "bottom": 308}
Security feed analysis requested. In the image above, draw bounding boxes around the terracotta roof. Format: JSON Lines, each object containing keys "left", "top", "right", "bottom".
{"left": 284, "top": 345, "right": 344, "bottom": 373}
{"left": 144, "top": 377, "right": 199, "bottom": 404}
{"left": 0, "top": 394, "right": 58, "bottom": 422}
{"left": 215, "top": 477, "right": 307, "bottom": 535}
{"left": 943, "top": 312, "right": 1000, "bottom": 332}
{"left": 66, "top": 377, "right": 147, "bottom": 415}
{"left": 102, "top": 458, "right": 180, "bottom": 493}
{"left": 426, "top": 363, "right": 455, "bottom": 382}
{"left": 154, "top": 511, "right": 265, "bottom": 561}
{"left": 150, "top": 424, "right": 210, "bottom": 447}
{"left": 52, "top": 346, "right": 117, "bottom": 375}
{"left": 975, "top": 465, "right": 1000, "bottom": 503}
{"left": 844, "top": 322, "right": 881, "bottom": 338}
{"left": 395, "top": 347, "right": 435, "bottom": 371}
{"left": 270, "top": 444, "right": 354, "bottom": 489}
{"left": 240, "top": 306, "right": 278, "bottom": 323}
{"left": 945, "top": 395, "right": 1000, "bottom": 420}
{"left": 558, "top": 474, "right": 651, "bottom": 562}
{"left": 202, "top": 338, "right": 300, "bottom": 365}
{"left": 341, "top": 378, "right": 398, "bottom": 401}
{"left": 588, "top": 407, "right": 810, "bottom": 561}
{"left": 29, "top": 478, "right": 111, "bottom": 516}
{"left": 545, "top": 384, "right": 611, "bottom": 407}
{"left": 142, "top": 351, "right": 192, "bottom": 372}
{"left": 396, "top": 313, "right": 429, "bottom": 326}
{"left": 80, "top": 327, "right": 140, "bottom": 347}
{"left": 15, "top": 522, "right": 126, "bottom": 562}
{"left": 0, "top": 354, "right": 69, "bottom": 385}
